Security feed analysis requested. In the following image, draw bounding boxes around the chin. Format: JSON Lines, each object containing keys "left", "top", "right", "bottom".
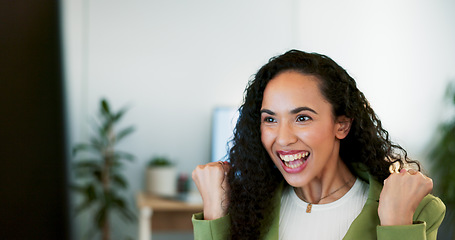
{"left": 281, "top": 172, "right": 309, "bottom": 188}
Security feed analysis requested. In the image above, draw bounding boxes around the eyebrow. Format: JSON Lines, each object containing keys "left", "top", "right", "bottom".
{"left": 260, "top": 109, "right": 275, "bottom": 115}
{"left": 290, "top": 107, "right": 317, "bottom": 114}
{"left": 260, "top": 107, "right": 318, "bottom": 115}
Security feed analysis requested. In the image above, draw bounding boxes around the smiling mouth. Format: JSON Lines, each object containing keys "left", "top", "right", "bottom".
{"left": 279, "top": 152, "right": 310, "bottom": 169}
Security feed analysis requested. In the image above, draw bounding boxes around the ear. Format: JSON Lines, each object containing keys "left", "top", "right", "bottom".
{"left": 335, "top": 116, "right": 353, "bottom": 140}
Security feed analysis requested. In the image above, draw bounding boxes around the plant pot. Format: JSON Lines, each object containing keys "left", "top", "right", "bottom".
{"left": 146, "top": 166, "right": 177, "bottom": 197}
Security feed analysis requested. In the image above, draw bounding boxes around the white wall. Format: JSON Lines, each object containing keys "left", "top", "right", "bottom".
{"left": 63, "top": 0, "right": 295, "bottom": 238}
{"left": 62, "top": 0, "right": 455, "bottom": 239}
{"left": 293, "top": 0, "right": 455, "bottom": 156}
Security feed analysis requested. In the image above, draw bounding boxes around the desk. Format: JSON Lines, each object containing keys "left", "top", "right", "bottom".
{"left": 137, "top": 193, "right": 203, "bottom": 240}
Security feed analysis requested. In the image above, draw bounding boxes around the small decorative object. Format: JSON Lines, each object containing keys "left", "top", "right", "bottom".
{"left": 146, "top": 156, "right": 177, "bottom": 197}
{"left": 429, "top": 82, "right": 455, "bottom": 240}
{"left": 72, "top": 98, "right": 136, "bottom": 240}
{"left": 177, "top": 173, "right": 190, "bottom": 194}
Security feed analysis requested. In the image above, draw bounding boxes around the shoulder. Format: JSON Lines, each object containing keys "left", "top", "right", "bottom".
{"left": 412, "top": 194, "right": 446, "bottom": 236}
{"left": 414, "top": 194, "right": 446, "bottom": 221}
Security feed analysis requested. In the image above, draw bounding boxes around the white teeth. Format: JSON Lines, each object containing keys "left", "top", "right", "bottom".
{"left": 279, "top": 152, "right": 309, "bottom": 162}
{"left": 284, "top": 160, "right": 304, "bottom": 169}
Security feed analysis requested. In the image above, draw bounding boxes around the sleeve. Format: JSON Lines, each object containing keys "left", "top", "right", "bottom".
{"left": 192, "top": 212, "right": 231, "bottom": 240}
{"left": 376, "top": 195, "right": 446, "bottom": 240}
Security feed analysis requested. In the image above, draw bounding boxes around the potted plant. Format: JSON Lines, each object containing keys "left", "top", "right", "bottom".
{"left": 429, "top": 82, "right": 455, "bottom": 239}
{"left": 72, "top": 98, "right": 136, "bottom": 240}
{"left": 146, "top": 156, "right": 177, "bottom": 197}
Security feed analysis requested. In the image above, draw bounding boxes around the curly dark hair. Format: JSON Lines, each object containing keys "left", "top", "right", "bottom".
{"left": 227, "top": 50, "right": 420, "bottom": 239}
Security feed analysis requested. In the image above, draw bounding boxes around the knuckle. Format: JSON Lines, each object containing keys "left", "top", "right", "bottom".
{"left": 192, "top": 168, "right": 200, "bottom": 180}
{"left": 427, "top": 178, "right": 434, "bottom": 187}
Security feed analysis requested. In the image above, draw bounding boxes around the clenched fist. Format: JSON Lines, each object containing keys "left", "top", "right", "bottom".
{"left": 192, "top": 161, "right": 231, "bottom": 220}
{"left": 378, "top": 168, "right": 433, "bottom": 226}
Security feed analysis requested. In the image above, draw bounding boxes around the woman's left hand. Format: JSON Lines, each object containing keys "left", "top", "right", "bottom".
{"left": 378, "top": 168, "right": 433, "bottom": 226}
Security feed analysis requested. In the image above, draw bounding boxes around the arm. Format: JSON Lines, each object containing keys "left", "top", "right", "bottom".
{"left": 376, "top": 195, "right": 445, "bottom": 240}
{"left": 191, "top": 161, "right": 231, "bottom": 239}
{"left": 377, "top": 169, "right": 446, "bottom": 240}
{"left": 192, "top": 212, "right": 231, "bottom": 240}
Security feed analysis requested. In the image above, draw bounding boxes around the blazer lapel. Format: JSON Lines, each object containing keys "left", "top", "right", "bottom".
{"left": 343, "top": 174, "right": 382, "bottom": 239}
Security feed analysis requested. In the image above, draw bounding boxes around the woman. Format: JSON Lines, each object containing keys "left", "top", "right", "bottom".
{"left": 192, "top": 50, "right": 445, "bottom": 239}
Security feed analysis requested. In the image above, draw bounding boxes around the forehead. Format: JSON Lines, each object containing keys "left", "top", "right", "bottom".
{"left": 261, "top": 71, "right": 333, "bottom": 114}
{"left": 264, "top": 71, "right": 324, "bottom": 98}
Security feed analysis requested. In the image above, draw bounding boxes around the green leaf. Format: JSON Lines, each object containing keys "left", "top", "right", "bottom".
{"left": 86, "top": 184, "right": 97, "bottom": 201}
{"left": 111, "top": 174, "right": 128, "bottom": 189}
{"left": 73, "top": 184, "right": 98, "bottom": 215}
{"left": 148, "top": 156, "right": 172, "bottom": 166}
{"left": 73, "top": 143, "right": 99, "bottom": 156}
{"left": 74, "top": 159, "right": 101, "bottom": 169}
{"left": 74, "top": 199, "right": 94, "bottom": 216}
{"left": 74, "top": 169, "right": 96, "bottom": 179}
{"left": 101, "top": 121, "right": 114, "bottom": 138}
{"left": 89, "top": 137, "right": 104, "bottom": 151}
{"left": 90, "top": 169, "right": 103, "bottom": 182}
{"left": 115, "top": 126, "right": 135, "bottom": 143}
{"left": 118, "top": 207, "right": 136, "bottom": 222}
{"left": 101, "top": 99, "right": 111, "bottom": 116}
{"left": 72, "top": 183, "right": 98, "bottom": 200}
{"left": 112, "top": 107, "right": 129, "bottom": 123}
{"left": 110, "top": 161, "right": 124, "bottom": 169}
{"left": 94, "top": 205, "right": 108, "bottom": 228}
{"left": 113, "top": 198, "right": 136, "bottom": 222}
{"left": 114, "top": 151, "right": 135, "bottom": 162}
{"left": 444, "top": 82, "right": 455, "bottom": 105}
{"left": 73, "top": 160, "right": 101, "bottom": 179}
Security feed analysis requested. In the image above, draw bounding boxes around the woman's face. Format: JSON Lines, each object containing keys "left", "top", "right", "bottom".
{"left": 260, "top": 71, "right": 350, "bottom": 188}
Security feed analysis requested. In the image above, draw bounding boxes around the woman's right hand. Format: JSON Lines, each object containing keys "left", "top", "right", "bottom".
{"left": 192, "top": 161, "right": 231, "bottom": 220}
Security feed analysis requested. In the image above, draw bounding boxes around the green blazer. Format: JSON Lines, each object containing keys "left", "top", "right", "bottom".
{"left": 192, "top": 171, "right": 446, "bottom": 239}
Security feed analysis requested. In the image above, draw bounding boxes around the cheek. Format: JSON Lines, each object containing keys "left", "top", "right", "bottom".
{"left": 301, "top": 125, "right": 335, "bottom": 145}
{"left": 303, "top": 130, "right": 323, "bottom": 142}
{"left": 260, "top": 127, "right": 273, "bottom": 148}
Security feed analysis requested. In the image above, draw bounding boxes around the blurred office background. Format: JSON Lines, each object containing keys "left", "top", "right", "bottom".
{"left": 2, "top": 0, "right": 455, "bottom": 239}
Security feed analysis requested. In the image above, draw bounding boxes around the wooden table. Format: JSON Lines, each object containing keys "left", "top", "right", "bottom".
{"left": 137, "top": 192, "right": 203, "bottom": 240}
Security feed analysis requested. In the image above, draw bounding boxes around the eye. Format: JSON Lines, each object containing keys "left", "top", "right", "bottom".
{"left": 296, "top": 115, "right": 311, "bottom": 122}
{"left": 263, "top": 116, "right": 276, "bottom": 123}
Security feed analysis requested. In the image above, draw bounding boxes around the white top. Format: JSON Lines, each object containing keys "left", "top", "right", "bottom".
{"left": 279, "top": 178, "right": 369, "bottom": 240}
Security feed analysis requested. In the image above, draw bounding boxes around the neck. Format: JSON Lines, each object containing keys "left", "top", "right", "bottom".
{"left": 295, "top": 159, "right": 355, "bottom": 204}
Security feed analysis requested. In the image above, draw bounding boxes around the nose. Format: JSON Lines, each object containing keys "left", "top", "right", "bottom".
{"left": 276, "top": 122, "right": 298, "bottom": 147}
